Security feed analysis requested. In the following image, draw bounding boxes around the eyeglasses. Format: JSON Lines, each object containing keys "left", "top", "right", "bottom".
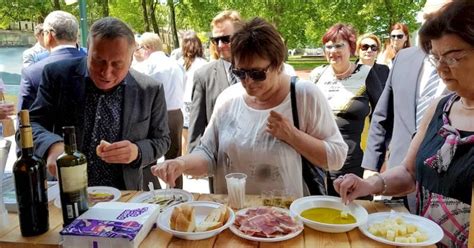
{"left": 428, "top": 48, "right": 474, "bottom": 68}
{"left": 232, "top": 64, "right": 271, "bottom": 81}
{"left": 360, "top": 44, "right": 378, "bottom": 51}
{"left": 390, "top": 34, "right": 405, "bottom": 40}
{"left": 210, "top": 35, "right": 231, "bottom": 45}
{"left": 324, "top": 43, "right": 345, "bottom": 51}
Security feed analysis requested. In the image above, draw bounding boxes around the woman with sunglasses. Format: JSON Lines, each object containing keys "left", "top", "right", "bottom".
{"left": 335, "top": 1, "right": 474, "bottom": 246}
{"left": 356, "top": 33, "right": 390, "bottom": 87}
{"left": 309, "top": 23, "right": 384, "bottom": 197}
{"left": 379, "top": 23, "right": 411, "bottom": 67}
{"left": 151, "top": 17, "right": 348, "bottom": 197}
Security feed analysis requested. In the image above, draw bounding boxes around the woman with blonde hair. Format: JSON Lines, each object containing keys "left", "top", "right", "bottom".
{"left": 356, "top": 33, "right": 389, "bottom": 87}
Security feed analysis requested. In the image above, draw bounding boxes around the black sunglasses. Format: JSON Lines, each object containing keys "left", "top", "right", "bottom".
{"left": 391, "top": 34, "right": 404, "bottom": 39}
{"left": 210, "top": 35, "right": 231, "bottom": 45}
{"left": 360, "top": 44, "right": 378, "bottom": 51}
{"left": 232, "top": 65, "right": 271, "bottom": 82}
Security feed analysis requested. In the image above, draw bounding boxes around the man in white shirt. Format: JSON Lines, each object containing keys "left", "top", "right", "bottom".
{"left": 132, "top": 32, "right": 185, "bottom": 188}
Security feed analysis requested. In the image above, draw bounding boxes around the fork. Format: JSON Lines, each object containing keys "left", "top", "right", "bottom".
{"left": 166, "top": 183, "right": 176, "bottom": 201}
{"left": 148, "top": 182, "right": 156, "bottom": 198}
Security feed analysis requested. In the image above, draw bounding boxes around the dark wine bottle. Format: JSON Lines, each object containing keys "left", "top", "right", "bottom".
{"left": 56, "top": 126, "right": 88, "bottom": 226}
{"left": 13, "top": 110, "right": 49, "bottom": 236}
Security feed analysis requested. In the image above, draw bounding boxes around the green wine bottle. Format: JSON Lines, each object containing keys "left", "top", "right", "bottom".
{"left": 56, "top": 126, "right": 88, "bottom": 226}
{"left": 13, "top": 110, "right": 49, "bottom": 236}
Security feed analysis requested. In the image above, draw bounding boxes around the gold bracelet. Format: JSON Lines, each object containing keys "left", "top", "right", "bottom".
{"left": 373, "top": 173, "right": 387, "bottom": 195}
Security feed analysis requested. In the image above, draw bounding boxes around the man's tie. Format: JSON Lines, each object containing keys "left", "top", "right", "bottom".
{"left": 416, "top": 68, "right": 440, "bottom": 130}
{"left": 229, "top": 65, "right": 238, "bottom": 85}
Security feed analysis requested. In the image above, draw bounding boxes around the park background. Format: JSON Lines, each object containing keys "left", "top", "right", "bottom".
{"left": 0, "top": 0, "right": 426, "bottom": 191}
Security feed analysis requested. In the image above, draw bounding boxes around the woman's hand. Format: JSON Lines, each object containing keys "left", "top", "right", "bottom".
{"left": 151, "top": 159, "right": 185, "bottom": 188}
{"left": 0, "top": 102, "right": 14, "bottom": 119}
{"left": 266, "top": 110, "right": 297, "bottom": 143}
{"left": 333, "top": 173, "right": 374, "bottom": 204}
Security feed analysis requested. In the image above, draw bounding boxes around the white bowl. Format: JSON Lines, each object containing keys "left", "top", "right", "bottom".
{"left": 157, "top": 201, "right": 235, "bottom": 240}
{"left": 289, "top": 195, "right": 368, "bottom": 233}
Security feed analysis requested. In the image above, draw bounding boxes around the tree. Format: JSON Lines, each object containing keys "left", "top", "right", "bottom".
{"left": 167, "top": 0, "right": 179, "bottom": 49}
{"left": 140, "top": 0, "right": 150, "bottom": 31}
{"left": 148, "top": 0, "right": 160, "bottom": 35}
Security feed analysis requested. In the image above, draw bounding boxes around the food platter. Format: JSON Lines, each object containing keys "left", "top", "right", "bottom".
{"left": 54, "top": 186, "right": 121, "bottom": 208}
{"left": 359, "top": 212, "right": 443, "bottom": 246}
{"left": 229, "top": 206, "right": 303, "bottom": 242}
{"left": 157, "top": 201, "right": 235, "bottom": 240}
{"left": 128, "top": 189, "right": 193, "bottom": 211}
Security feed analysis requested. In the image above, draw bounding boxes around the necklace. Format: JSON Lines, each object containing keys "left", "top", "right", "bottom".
{"left": 460, "top": 98, "right": 474, "bottom": 110}
{"left": 334, "top": 63, "right": 354, "bottom": 80}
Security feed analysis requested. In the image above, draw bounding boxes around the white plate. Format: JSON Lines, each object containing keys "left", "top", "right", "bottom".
{"left": 128, "top": 189, "right": 193, "bottom": 211}
{"left": 54, "top": 186, "right": 121, "bottom": 208}
{"left": 359, "top": 212, "right": 444, "bottom": 246}
{"left": 157, "top": 201, "right": 235, "bottom": 240}
{"left": 229, "top": 206, "right": 303, "bottom": 242}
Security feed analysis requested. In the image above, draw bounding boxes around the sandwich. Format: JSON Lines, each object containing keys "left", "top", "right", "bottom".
{"left": 194, "top": 204, "right": 230, "bottom": 232}
{"left": 169, "top": 204, "right": 229, "bottom": 232}
{"left": 170, "top": 204, "right": 196, "bottom": 232}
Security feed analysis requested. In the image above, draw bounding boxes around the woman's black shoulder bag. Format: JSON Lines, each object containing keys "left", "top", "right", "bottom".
{"left": 290, "top": 77, "right": 327, "bottom": 195}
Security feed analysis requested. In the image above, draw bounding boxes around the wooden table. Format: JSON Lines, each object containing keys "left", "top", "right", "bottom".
{"left": 0, "top": 191, "right": 435, "bottom": 248}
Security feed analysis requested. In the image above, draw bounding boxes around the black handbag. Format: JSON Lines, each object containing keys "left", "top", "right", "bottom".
{"left": 290, "top": 77, "right": 327, "bottom": 195}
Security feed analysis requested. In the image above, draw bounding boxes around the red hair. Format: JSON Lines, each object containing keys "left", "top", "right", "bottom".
{"left": 322, "top": 23, "right": 357, "bottom": 55}
{"left": 390, "top": 22, "right": 411, "bottom": 48}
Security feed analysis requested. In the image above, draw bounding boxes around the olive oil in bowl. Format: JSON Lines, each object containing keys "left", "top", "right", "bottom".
{"left": 301, "top": 207, "right": 356, "bottom": 224}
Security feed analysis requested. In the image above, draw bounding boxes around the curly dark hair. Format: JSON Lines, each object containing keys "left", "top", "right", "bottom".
{"left": 419, "top": 0, "right": 474, "bottom": 53}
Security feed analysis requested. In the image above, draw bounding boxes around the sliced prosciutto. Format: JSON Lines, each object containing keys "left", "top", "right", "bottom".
{"left": 234, "top": 207, "right": 303, "bottom": 238}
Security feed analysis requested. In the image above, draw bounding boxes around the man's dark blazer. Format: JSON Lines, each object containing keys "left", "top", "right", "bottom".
{"left": 18, "top": 47, "right": 87, "bottom": 110}
{"left": 187, "top": 59, "right": 233, "bottom": 152}
{"left": 29, "top": 57, "right": 170, "bottom": 190}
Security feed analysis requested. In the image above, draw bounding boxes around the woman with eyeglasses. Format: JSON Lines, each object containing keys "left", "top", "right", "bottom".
{"left": 335, "top": 1, "right": 474, "bottom": 246}
{"left": 151, "top": 17, "right": 348, "bottom": 197}
{"left": 356, "top": 33, "right": 390, "bottom": 87}
{"left": 309, "top": 23, "right": 384, "bottom": 197}
{"left": 378, "top": 23, "right": 411, "bottom": 67}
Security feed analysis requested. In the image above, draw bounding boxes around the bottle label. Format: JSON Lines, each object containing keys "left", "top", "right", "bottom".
{"left": 60, "top": 163, "right": 88, "bottom": 192}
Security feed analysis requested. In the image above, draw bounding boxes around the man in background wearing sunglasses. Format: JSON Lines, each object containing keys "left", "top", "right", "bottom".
{"left": 188, "top": 11, "right": 243, "bottom": 152}
{"left": 362, "top": 0, "right": 451, "bottom": 212}
{"left": 187, "top": 10, "right": 243, "bottom": 192}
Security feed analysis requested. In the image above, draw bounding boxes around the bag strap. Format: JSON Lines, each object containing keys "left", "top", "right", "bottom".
{"left": 290, "top": 76, "right": 299, "bottom": 128}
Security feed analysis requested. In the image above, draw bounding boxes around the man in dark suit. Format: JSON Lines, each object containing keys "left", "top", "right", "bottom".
{"left": 29, "top": 17, "right": 170, "bottom": 190}
{"left": 18, "top": 10, "right": 87, "bottom": 110}
{"left": 186, "top": 11, "right": 243, "bottom": 192}
{"left": 187, "top": 10, "right": 243, "bottom": 152}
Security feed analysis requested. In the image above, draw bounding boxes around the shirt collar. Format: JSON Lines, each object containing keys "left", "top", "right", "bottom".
{"left": 51, "top": 44, "right": 77, "bottom": 53}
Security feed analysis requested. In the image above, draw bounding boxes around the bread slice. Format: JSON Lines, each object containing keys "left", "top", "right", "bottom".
{"left": 170, "top": 204, "right": 195, "bottom": 232}
{"left": 195, "top": 205, "right": 229, "bottom": 232}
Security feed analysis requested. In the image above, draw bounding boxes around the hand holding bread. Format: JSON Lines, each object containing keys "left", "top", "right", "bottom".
{"left": 170, "top": 204, "right": 230, "bottom": 232}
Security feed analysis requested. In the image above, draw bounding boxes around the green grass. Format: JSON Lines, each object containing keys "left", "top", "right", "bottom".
{"left": 287, "top": 56, "right": 327, "bottom": 70}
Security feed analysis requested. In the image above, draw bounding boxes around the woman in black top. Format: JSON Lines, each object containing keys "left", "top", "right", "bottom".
{"left": 309, "top": 23, "right": 384, "bottom": 196}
